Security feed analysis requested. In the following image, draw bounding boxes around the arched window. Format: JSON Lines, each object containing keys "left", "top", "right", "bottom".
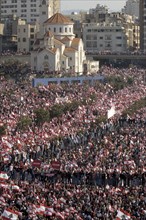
{"left": 44, "top": 54, "right": 48, "bottom": 60}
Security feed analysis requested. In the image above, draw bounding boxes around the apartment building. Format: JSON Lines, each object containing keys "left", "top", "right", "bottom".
{"left": 0, "top": 0, "right": 60, "bottom": 23}
{"left": 16, "top": 0, "right": 61, "bottom": 52}
{"left": 83, "top": 22, "right": 127, "bottom": 53}
{"left": 17, "top": 20, "right": 38, "bottom": 52}
{"left": 82, "top": 4, "right": 140, "bottom": 53}
{"left": 122, "top": 0, "right": 140, "bottom": 18}
{"left": 140, "top": 0, "right": 146, "bottom": 52}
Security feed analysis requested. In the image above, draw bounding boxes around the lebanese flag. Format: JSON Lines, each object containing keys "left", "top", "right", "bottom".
{"left": 11, "top": 185, "right": 20, "bottom": 191}
{"left": 56, "top": 212, "right": 65, "bottom": 220}
{"left": 35, "top": 205, "right": 54, "bottom": 216}
{"left": 116, "top": 209, "right": 131, "bottom": 219}
{"left": 0, "top": 172, "right": 9, "bottom": 181}
{"left": 45, "top": 207, "right": 54, "bottom": 216}
{"left": 0, "top": 182, "right": 9, "bottom": 188}
{"left": 77, "top": 216, "right": 83, "bottom": 220}
{"left": 2, "top": 208, "right": 21, "bottom": 220}
{"left": 3, "top": 155, "right": 10, "bottom": 163}
{"left": 58, "top": 197, "right": 66, "bottom": 204}
{"left": 35, "top": 205, "right": 45, "bottom": 215}
{"left": 0, "top": 197, "right": 6, "bottom": 207}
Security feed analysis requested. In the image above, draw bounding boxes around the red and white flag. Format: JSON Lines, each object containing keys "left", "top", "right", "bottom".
{"left": 0, "top": 182, "right": 9, "bottom": 189}
{"left": 116, "top": 209, "right": 131, "bottom": 219}
{"left": 45, "top": 207, "right": 54, "bottom": 216}
{"left": 35, "top": 205, "right": 54, "bottom": 217}
{"left": 0, "top": 196, "right": 6, "bottom": 207}
{"left": 0, "top": 172, "right": 9, "bottom": 181}
{"left": 35, "top": 205, "right": 45, "bottom": 215}
{"left": 2, "top": 208, "right": 21, "bottom": 220}
{"left": 11, "top": 185, "right": 20, "bottom": 191}
{"left": 58, "top": 197, "right": 66, "bottom": 204}
{"left": 56, "top": 212, "right": 65, "bottom": 220}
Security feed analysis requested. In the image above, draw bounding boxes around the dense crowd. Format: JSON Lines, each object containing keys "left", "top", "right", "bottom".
{"left": 0, "top": 50, "right": 30, "bottom": 56}
{"left": 86, "top": 50, "right": 146, "bottom": 56}
{"left": 0, "top": 65, "right": 146, "bottom": 219}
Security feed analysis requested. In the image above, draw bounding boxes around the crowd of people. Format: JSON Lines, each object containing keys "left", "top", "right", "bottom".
{"left": 0, "top": 50, "right": 30, "bottom": 56}
{"left": 0, "top": 65, "right": 146, "bottom": 219}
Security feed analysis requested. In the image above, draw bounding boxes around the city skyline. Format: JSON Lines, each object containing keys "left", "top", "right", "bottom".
{"left": 61, "top": 0, "right": 127, "bottom": 12}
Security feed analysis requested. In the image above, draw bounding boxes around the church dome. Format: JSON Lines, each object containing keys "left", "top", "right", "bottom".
{"left": 44, "top": 13, "right": 73, "bottom": 24}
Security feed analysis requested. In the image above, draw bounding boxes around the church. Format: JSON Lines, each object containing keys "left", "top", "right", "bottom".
{"left": 31, "top": 0, "right": 86, "bottom": 73}
{"left": 31, "top": 0, "right": 99, "bottom": 74}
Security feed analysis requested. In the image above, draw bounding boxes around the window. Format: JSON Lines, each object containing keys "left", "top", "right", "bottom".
{"left": 23, "top": 38, "right": 26, "bottom": 42}
{"left": 86, "top": 42, "right": 92, "bottom": 47}
{"left": 54, "top": 28, "right": 56, "bottom": 32}
{"left": 30, "top": 28, "right": 34, "bottom": 32}
{"left": 65, "top": 28, "right": 67, "bottom": 32}
{"left": 99, "top": 36, "right": 103, "bottom": 39}
{"left": 105, "top": 35, "right": 111, "bottom": 40}
{"left": 93, "top": 42, "right": 97, "bottom": 47}
{"left": 44, "top": 55, "right": 48, "bottom": 60}
{"left": 105, "top": 42, "right": 111, "bottom": 48}
{"left": 116, "top": 36, "right": 122, "bottom": 39}
{"left": 86, "top": 35, "right": 91, "bottom": 40}
{"left": 93, "top": 35, "right": 97, "bottom": 40}
{"left": 60, "top": 27, "right": 62, "bottom": 32}
{"left": 70, "top": 57, "right": 72, "bottom": 61}
{"left": 30, "top": 34, "right": 34, "bottom": 39}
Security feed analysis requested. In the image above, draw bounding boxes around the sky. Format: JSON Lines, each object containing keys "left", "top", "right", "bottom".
{"left": 61, "top": 0, "right": 127, "bottom": 12}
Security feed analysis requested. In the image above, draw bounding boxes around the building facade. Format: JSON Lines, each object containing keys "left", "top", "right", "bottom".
{"left": 83, "top": 10, "right": 140, "bottom": 53}
{"left": 83, "top": 22, "right": 127, "bottom": 53}
{"left": 0, "top": 0, "right": 60, "bottom": 23}
{"left": 122, "top": 0, "right": 140, "bottom": 18}
{"left": 140, "top": 0, "right": 146, "bottom": 52}
{"left": 17, "top": 20, "right": 38, "bottom": 52}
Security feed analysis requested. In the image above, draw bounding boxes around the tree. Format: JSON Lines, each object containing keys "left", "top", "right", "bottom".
{"left": 0, "top": 125, "right": 6, "bottom": 137}
{"left": 34, "top": 108, "right": 50, "bottom": 125}
{"left": 17, "top": 116, "right": 32, "bottom": 130}
{"left": 49, "top": 104, "right": 64, "bottom": 119}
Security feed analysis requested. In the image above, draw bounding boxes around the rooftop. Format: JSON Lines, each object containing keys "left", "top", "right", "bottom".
{"left": 44, "top": 13, "right": 74, "bottom": 25}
